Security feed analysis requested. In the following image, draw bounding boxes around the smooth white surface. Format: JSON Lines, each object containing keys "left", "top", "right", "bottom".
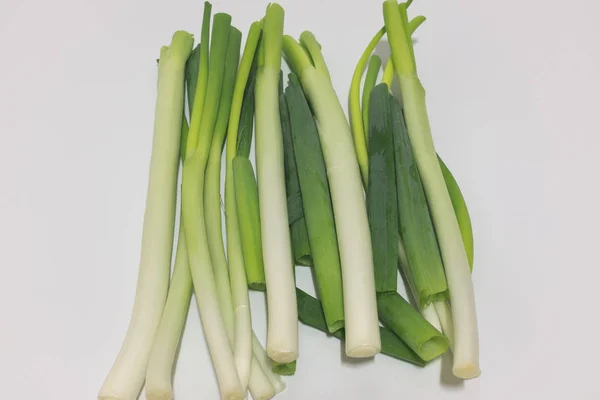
{"left": 1, "top": 0, "right": 600, "bottom": 399}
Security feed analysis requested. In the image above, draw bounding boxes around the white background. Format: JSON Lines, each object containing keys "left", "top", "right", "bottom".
{"left": 1, "top": 0, "right": 599, "bottom": 399}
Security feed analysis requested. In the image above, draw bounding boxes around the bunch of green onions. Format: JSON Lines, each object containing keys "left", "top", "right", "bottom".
{"left": 98, "top": 1, "right": 480, "bottom": 399}
{"left": 349, "top": 0, "right": 480, "bottom": 378}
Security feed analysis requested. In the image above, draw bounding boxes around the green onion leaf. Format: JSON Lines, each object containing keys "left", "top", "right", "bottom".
{"left": 280, "top": 90, "right": 312, "bottom": 266}
{"left": 285, "top": 74, "right": 345, "bottom": 333}
{"left": 233, "top": 157, "right": 266, "bottom": 290}
{"left": 390, "top": 94, "right": 448, "bottom": 308}
{"left": 367, "top": 83, "right": 399, "bottom": 294}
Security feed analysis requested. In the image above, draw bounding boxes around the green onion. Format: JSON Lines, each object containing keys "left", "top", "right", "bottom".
{"left": 145, "top": 117, "right": 193, "bottom": 400}
{"left": 376, "top": 292, "right": 449, "bottom": 362}
{"left": 181, "top": 11, "right": 244, "bottom": 399}
{"left": 98, "top": 30, "right": 193, "bottom": 400}
{"left": 283, "top": 31, "right": 380, "bottom": 358}
{"left": 255, "top": 3, "right": 299, "bottom": 364}
{"left": 350, "top": 6, "right": 473, "bottom": 349}
{"left": 285, "top": 73, "right": 344, "bottom": 333}
{"left": 296, "top": 289, "right": 425, "bottom": 367}
{"left": 384, "top": 0, "right": 479, "bottom": 379}
{"left": 362, "top": 55, "right": 381, "bottom": 141}
{"left": 233, "top": 156, "right": 266, "bottom": 290}
{"left": 280, "top": 89, "right": 312, "bottom": 266}
{"left": 367, "top": 83, "right": 399, "bottom": 294}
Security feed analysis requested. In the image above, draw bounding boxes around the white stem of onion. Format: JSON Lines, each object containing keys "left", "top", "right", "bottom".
{"left": 98, "top": 31, "right": 193, "bottom": 400}
{"left": 254, "top": 4, "right": 298, "bottom": 364}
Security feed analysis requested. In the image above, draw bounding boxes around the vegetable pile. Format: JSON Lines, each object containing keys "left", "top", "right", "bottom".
{"left": 99, "top": 1, "right": 480, "bottom": 399}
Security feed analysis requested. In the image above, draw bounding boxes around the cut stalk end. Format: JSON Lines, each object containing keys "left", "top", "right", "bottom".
{"left": 145, "top": 391, "right": 172, "bottom": 400}
{"left": 346, "top": 345, "right": 379, "bottom": 358}
{"left": 327, "top": 319, "right": 344, "bottom": 334}
{"left": 267, "top": 350, "right": 298, "bottom": 364}
{"left": 419, "top": 336, "right": 450, "bottom": 362}
{"left": 453, "top": 364, "right": 481, "bottom": 380}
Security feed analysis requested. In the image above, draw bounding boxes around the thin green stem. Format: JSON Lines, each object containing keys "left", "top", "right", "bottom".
{"left": 362, "top": 55, "right": 382, "bottom": 142}
{"left": 349, "top": 27, "right": 385, "bottom": 186}
{"left": 186, "top": 2, "right": 212, "bottom": 158}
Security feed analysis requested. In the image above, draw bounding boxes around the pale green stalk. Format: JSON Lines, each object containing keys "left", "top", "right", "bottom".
{"left": 182, "top": 12, "right": 244, "bottom": 399}
{"left": 203, "top": 26, "right": 245, "bottom": 389}
{"left": 145, "top": 118, "right": 192, "bottom": 400}
{"left": 382, "top": 16, "right": 426, "bottom": 87}
{"left": 255, "top": 4, "right": 299, "bottom": 364}
{"left": 283, "top": 32, "right": 380, "bottom": 358}
{"left": 144, "top": 228, "right": 192, "bottom": 400}
{"left": 384, "top": 0, "right": 479, "bottom": 379}
{"left": 98, "top": 31, "right": 193, "bottom": 400}
{"left": 361, "top": 55, "right": 381, "bottom": 143}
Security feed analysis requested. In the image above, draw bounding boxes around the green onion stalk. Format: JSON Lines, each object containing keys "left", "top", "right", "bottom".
{"left": 225, "top": 19, "right": 287, "bottom": 398}
{"left": 254, "top": 4, "right": 299, "bottom": 364}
